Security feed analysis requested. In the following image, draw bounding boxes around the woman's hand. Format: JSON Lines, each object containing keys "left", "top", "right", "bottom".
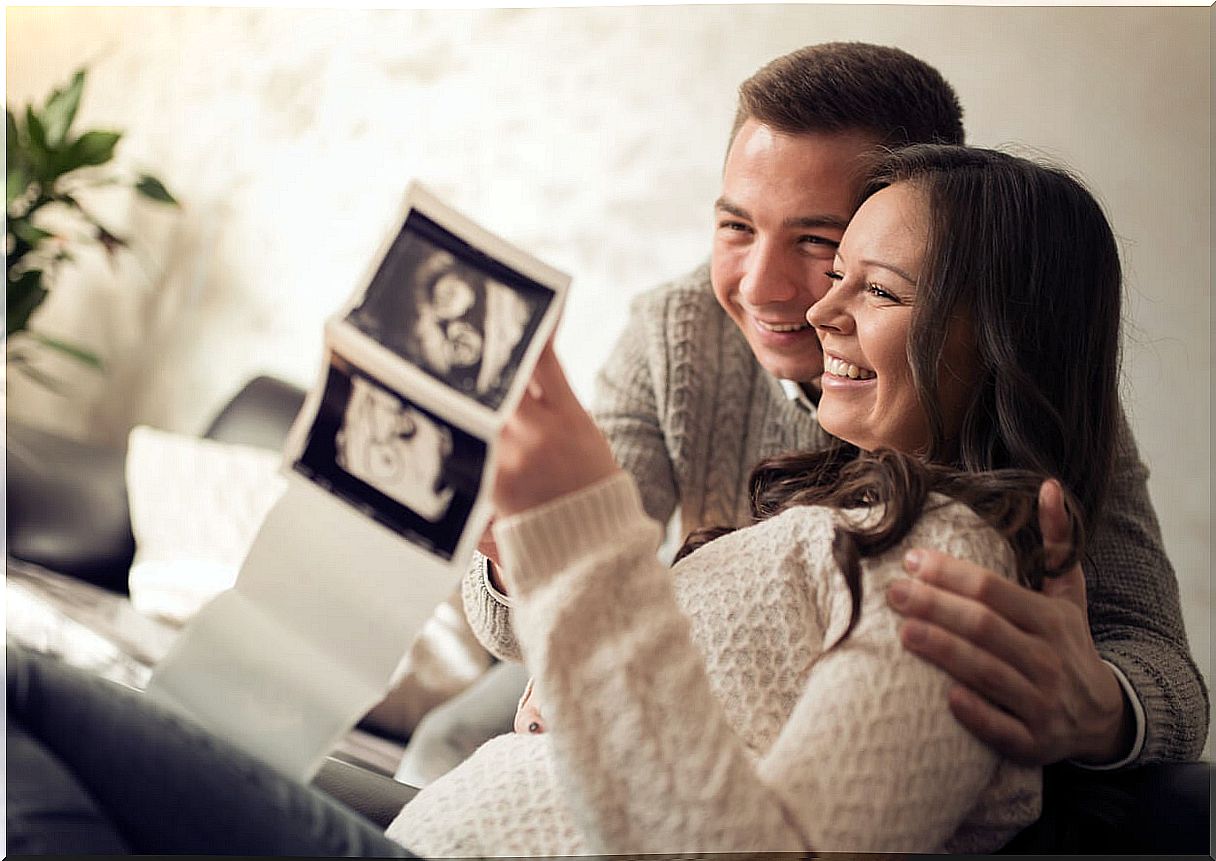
{"left": 492, "top": 340, "right": 621, "bottom": 518}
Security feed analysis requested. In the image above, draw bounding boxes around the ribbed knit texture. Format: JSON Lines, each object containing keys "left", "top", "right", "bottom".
{"left": 395, "top": 476, "right": 1042, "bottom": 855}
{"left": 463, "top": 263, "right": 1208, "bottom": 766}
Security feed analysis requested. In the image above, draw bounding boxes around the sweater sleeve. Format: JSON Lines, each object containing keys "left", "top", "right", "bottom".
{"left": 461, "top": 285, "right": 683, "bottom": 662}
{"left": 1085, "top": 407, "right": 1209, "bottom": 763}
{"left": 497, "top": 475, "right": 1030, "bottom": 854}
{"left": 587, "top": 290, "right": 680, "bottom": 526}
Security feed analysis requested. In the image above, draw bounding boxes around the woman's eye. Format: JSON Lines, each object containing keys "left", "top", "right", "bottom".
{"left": 866, "top": 283, "right": 899, "bottom": 301}
{"left": 825, "top": 269, "right": 844, "bottom": 281}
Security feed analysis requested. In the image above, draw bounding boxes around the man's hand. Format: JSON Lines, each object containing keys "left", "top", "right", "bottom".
{"left": 885, "top": 479, "right": 1133, "bottom": 766}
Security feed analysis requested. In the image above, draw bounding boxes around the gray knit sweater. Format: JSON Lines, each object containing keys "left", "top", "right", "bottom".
{"left": 464, "top": 263, "right": 1208, "bottom": 765}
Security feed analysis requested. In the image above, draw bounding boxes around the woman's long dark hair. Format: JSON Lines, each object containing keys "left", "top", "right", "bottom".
{"left": 679, "top": 145, "right": 1123, "bottom": 646}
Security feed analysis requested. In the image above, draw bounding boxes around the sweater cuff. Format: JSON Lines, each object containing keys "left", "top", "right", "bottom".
{"left": 492, "top": 471, "right": 658, "bottom": 596}
{"left": 1068, "top": 660, "right": 1146, "bottom": 770}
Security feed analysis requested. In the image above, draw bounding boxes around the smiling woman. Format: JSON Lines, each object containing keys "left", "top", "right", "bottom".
{"left": 811, "top": 181, "right": 978, "bottom": 457}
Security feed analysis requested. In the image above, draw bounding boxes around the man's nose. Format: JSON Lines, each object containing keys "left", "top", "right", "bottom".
{"left": 738, "top": 241, "right": 798, "bottom": 306}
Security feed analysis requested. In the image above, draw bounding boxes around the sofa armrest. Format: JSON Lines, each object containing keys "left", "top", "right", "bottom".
{"left": 203, "top": 375, "right": 306, "bottom": 449}
{"left": 1000, "top": 760, "right": 1212, "bottom": 854}
{"left": 6, "top": 422, "right": 134, "bottom": 593}
{"left": 311, "top": 757, "right": 419, "bottom": 829}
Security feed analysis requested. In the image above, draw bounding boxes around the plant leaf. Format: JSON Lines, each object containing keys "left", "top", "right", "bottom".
{"left": 61, "top": 130, "right": 121, "bottom": 172}
{"left": 29, "top": 331, "right": 104, "bottom": 369}
{"left": 11, "top": 219, "right": 53, "bottom": 248}
{"left": 6, "top": 268, "right": 48, "bottom": 336}
{"left": 6, "top": 108, "right": 20, "bottom": 163}
{"left": 134, "top": 173, "right": 178, "bottom": 205}
{"left": 42, "top": 69, "right": 86, "bottom": 149}
{"left": 7, "top": 164, "right": 31, "bottom": 207}
{"left": 23, "top": 106, "right": 57, "bottom": 182}
{"left": 25, "top": 105, "right": 47, "bottom": 151}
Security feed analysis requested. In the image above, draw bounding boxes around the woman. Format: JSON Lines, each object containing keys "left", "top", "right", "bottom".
{"left": 8, "top": 144, "right": 1122, "bottom": 855}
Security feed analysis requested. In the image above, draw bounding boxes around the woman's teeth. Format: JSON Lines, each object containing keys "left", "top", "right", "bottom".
{"left": 826, "top": 356, "right": 875, "bottom": 380}
{"left": 757, "top": 320, "right": 810, "bottom": 333}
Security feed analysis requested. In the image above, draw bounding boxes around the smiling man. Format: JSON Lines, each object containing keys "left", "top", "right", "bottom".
{"left": 461, "top": 41, "right": 1207, "bottom": 800}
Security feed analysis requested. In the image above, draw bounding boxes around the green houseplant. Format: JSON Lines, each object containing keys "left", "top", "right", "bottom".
{"left": 6, "top": 68, "right": 179, "bottom": 385}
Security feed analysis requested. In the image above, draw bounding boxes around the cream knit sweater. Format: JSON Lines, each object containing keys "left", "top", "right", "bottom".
{"left": 391, "top": 474, "right": 1040, "bottom": 855}
{"left": 464, "top": 263, "right": 1208, "bottom": 765}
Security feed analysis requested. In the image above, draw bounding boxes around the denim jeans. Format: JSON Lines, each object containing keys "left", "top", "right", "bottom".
{"left": 6, "top": 646, "right": 416, "bottom": 856}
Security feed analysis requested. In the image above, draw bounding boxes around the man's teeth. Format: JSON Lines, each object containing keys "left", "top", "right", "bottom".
{"left": 757, "top": 320, "right": 810, "bottom": 333}
{"left": 826, "top": 356, "right": 875, "bottom": 380}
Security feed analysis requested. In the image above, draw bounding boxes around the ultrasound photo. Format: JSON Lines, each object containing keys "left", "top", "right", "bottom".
{"left": 293, "top": 353, "right": 486, "bottom": 560}
{"left": 345, "top": 209, "right": 555, "bottom": 412}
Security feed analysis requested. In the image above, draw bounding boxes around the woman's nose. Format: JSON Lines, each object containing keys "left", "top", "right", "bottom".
{"left": 806, "top": 284, "right": 849, "bottom": 333}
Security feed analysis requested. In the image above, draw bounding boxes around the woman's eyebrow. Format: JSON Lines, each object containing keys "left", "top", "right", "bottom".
{"left": 833, "top": 249, "right": 919, "bottom": 285}
{"left": 862, "top": 259, "right": 919, "bottom": 285}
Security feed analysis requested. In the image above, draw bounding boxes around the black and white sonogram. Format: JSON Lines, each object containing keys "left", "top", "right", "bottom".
{"left": 345, "top": 210, "right": 554, "bottom": 411}
{"left": 293, "top": 355, "right": 485, "bottom": 560}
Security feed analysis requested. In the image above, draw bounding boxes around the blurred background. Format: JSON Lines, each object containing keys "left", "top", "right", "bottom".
{"left": 6, "top": 5, "right": 1209, "bottom": 751}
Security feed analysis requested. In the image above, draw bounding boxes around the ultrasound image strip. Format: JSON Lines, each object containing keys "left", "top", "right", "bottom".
{"left": 294, "top": 355, "right": 485, "bottom": 561}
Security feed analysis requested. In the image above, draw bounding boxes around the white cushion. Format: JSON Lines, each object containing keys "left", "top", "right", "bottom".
{"left": 125, "top": 425, "right": 287, "bottom": 624}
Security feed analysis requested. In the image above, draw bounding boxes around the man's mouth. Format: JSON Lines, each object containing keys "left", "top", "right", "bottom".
{"left": 754, "top": 319, "right": 812, "bottom": 334}
{"left": 824, "top": 355, "right": 876, "bottom": 380}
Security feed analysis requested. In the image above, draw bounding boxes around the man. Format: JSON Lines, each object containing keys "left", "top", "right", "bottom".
{"left": 460, "top": 42, "right": 1206, "bottom": 778}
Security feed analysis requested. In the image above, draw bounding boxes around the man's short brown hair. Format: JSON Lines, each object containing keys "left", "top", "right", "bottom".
{"left": 731, "top": 42, "right": 965, "bottom": 151}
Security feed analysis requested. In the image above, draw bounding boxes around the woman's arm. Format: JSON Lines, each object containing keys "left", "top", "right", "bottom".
{"left": 462, "top": 289, "right": 683, "bottom": 661}
{"left": 497, "top": 475, "right": 1032, "bottom": 853}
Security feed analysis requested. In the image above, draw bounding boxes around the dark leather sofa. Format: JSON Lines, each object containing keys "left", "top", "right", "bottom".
{"left": 6, "top": 376, "right": 1211, "bottom": 853}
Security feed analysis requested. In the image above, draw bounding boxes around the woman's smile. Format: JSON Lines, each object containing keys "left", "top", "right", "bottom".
{"left": 822, "top": 353, "right": 876, "bottom": 381}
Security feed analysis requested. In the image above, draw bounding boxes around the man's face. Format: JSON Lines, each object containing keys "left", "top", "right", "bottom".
{"left": 710, "top": 120, "right": 877, "bottom": 386}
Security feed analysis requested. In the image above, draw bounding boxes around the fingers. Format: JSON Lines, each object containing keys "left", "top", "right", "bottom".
{"left": 895, "top": 608, "right": 1042, "bottom": 718}
{"left": 946, "top": 685, "right": 1039, "bottom": 766}
{"left": 513, "top": 678, "right": 546, "bottom": 735}
{"left": 1040, "top": 560, "right": 1087, "bottom": 609}
{"left": 1037, "top": 479, "right": 1072, "bottom": 571}
{"left": 902, "top": 548, "right": 1046, "bottom": 632}
{"left": 526, "top": 338, "right": 576, "bottom": 405}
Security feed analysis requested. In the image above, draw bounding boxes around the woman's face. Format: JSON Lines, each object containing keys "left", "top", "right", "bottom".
{"left": 807, "top": 182, "right": 978, "bottom": 456}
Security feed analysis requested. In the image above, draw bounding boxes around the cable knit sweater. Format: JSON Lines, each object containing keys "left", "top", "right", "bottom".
{"left": 394, "top": 475, "right": 1040, "bottom": 854}
{"left": 464, "top": 263, "right": 1208, "bottom": 766}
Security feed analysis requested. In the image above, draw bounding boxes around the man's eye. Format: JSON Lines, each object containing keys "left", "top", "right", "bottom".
{"left": 718, "top": 220, "right": 750, "bottom": 232}
{"left": 799, "top": 235, "right": 837, "bottom": 247}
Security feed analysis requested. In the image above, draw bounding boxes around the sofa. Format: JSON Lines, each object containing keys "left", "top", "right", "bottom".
{"left": 7, "top": 375, "right": 416, "bottom": 826}
{"left": 6, "top": 375, "right": 1211, "bottom": 852}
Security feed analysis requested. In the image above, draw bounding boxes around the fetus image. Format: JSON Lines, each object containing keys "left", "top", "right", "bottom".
{"left": 295, "top": 355, "right": 485, "bottom": 560}
{"left": 335, "top": 374, "right": 455, "bottom": 523}
{"left": 346, "top": 212, "right": 553, "bottom": 411}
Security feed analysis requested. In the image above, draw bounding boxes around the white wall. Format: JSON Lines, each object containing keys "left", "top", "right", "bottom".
{"left": 6, "top": 6, "right": 1209, "bottom": 750}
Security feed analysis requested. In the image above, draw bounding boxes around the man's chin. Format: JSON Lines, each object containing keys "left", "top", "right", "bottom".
{"left": 760, "top": 357, "right": 824, "bottom": 389}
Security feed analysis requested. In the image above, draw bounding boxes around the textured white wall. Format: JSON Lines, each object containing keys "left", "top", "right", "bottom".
{"left": 6, "top": 6, "right": 1210, "bottom": 748}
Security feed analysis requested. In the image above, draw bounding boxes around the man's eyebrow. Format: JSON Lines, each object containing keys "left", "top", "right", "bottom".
{"left": 714, "top": 197, "right": 849, "bottom": 232}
